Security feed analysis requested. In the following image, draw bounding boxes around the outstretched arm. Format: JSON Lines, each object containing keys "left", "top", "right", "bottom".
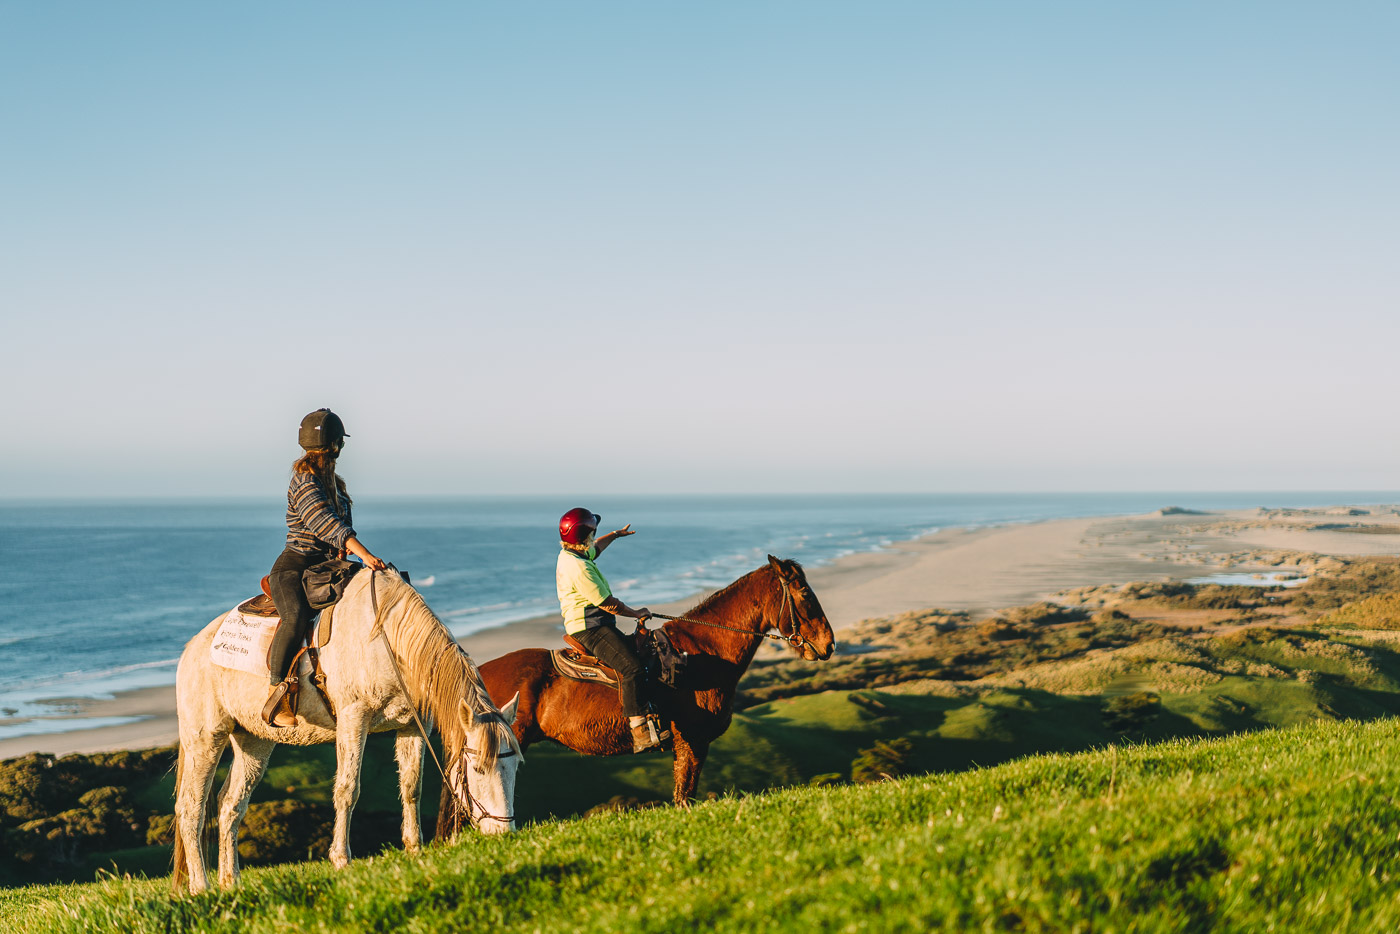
{"left": 592, "top": 523, "right": 634, "bottom": 556}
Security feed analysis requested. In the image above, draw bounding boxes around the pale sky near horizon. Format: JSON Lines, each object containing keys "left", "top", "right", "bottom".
{"left": 2, "top": 2, "right": 1397, "bottom": 497}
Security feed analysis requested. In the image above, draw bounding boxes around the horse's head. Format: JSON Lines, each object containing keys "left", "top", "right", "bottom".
{"left": 767, "top": 555, "right": 836, "bottom": 661}
{"left": 450, "top": 691, "right": 523, "bottom": 835}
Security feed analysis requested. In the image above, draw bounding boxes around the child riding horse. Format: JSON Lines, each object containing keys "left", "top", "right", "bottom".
{"left": 555, "top": 507, "right": 668, "bottom": 753}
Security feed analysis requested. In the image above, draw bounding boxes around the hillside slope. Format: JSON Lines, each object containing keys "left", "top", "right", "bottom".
{"left": 6, "top": 717, "right": 1400, "bottom": 933}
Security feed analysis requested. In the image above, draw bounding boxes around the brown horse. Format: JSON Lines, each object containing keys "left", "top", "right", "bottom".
{"left": 437, "top": 555, "right": 835, "bottom": 831}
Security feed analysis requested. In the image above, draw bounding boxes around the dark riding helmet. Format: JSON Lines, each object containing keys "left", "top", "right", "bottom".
{"left": 559, "top": 507, "right": 601, "bottom": 545}
{"left": 298, "top": 408, "right": 349, "bottom": 451}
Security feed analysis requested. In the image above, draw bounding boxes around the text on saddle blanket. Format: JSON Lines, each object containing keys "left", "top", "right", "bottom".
{"left": 211, "top": 595, "right": 336, "bottom": 675}
{"left": 210, "top": 607, "right": 281, "bottom": 676}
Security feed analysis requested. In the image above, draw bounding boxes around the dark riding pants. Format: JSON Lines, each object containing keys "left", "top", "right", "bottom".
{"left": 267, "top": 548, "right": 325, "bottom": 685}
{"left": 574, "top": 623, "right": 644, "bottom": 718}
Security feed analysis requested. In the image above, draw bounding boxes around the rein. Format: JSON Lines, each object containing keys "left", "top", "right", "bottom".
{"left": 368, "top": 569, "right": 515, "bottom": 828}
{"left": 648, "top": 576, "right": 815, "bottom": 654}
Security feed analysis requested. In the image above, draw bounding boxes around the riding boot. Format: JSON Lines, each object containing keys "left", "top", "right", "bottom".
{"left": 261, "top": 678, "right": 300, "bottom": 728}
{"left": 628, "top": 716, "right": 657, "bottom": 753}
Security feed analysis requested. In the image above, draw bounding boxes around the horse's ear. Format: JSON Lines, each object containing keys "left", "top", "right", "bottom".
{"left": 458, "top": 698, "right": 473, "bottom": 728}
{"left": 768, "top": 555, "right": 788, "bottom": 578}
{"left": 499, "top": 692, "right": 520, "bottom": 726}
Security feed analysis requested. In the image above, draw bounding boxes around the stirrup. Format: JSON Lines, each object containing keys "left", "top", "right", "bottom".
{"left": 261, "top": 679, "right": 300, "bottom": 728}
{"left": 648, "top": 713, "right": 673, "bottom": 750}
{"left": 630, "top": 715, "right": 671, "bottom": 754}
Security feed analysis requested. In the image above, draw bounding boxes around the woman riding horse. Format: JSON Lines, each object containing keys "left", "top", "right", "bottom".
{"left": 264, "top": 408, "right": 386, "bottom": 727}
{"left": 556, "top": 507, "right": 667, "bottom": 753}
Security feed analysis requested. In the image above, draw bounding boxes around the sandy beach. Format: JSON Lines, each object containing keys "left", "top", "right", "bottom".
{"left": 5, "top": 504, "right": 1396, "bottom": 760}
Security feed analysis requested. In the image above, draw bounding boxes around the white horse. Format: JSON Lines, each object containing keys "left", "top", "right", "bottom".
{"left": 172, "top": 569, "right": 522, "bottom": 894}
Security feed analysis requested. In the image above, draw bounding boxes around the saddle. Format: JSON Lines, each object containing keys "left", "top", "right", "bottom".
{"left": 243, "top": 576, "right": 335, "bottom": 648}
{"left": 256, "top": 562, "right": 411, "bottom": 728}
{"left": 244, "top": 557, "right": 366, "bottom": 618}
{"left": 553, "top": 635, "right": 620, "bottom": 687}
{"left": 551, "top": 627, "right": 688, "bottom": 691}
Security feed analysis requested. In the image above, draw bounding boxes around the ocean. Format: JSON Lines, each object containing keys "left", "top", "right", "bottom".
{"left": 1, "top": 491, "right": 1394, "bottom": 741}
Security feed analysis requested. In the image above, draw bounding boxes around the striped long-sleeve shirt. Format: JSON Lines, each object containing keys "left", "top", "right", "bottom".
{"left": 284, "top": 471, "right": 355, "bottom": 556}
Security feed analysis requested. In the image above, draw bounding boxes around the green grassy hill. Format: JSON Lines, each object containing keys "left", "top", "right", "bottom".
{"left": 7, "top": 716, "right": 1400, "bottom": 933}
{"left": 9, "top": 558, "right": 1400, "bottom": 924}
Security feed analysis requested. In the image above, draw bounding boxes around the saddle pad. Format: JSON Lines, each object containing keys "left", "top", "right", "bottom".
{"left": 550, "top": 648, "right": 618, "bottom": 688}
{"left": 210, "top": 607, "right": 280, "bottom": 676}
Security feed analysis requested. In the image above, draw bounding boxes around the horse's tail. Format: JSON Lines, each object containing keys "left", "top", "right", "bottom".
{"left": 170, "top": 742, "right": 187, "bottom": 895}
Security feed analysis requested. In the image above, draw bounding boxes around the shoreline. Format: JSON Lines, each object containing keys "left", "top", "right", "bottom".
{"left": 5, "top": 504, "right": 1397, "bottom": 760}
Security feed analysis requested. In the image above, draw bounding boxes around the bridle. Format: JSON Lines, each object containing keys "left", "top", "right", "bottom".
{"left": 647, "top": 571, "right": 822, "bottom": 656}
{"left": 451, "top": 731, "right": 518, "bottom": 830}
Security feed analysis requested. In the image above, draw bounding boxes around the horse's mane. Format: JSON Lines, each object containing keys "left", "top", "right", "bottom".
{"left": 684, "top": 558, "right": 803, "bottom": 617}
{"left": 369, "top": 572, "right": 521, "bottom": 771}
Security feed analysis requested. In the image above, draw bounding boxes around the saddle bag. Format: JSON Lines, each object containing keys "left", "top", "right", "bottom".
{"left": 302, "top": 558, "right": 364, "bottom": 610}
{"left": 643, "top": 628, "right": 688, "bottom": 689}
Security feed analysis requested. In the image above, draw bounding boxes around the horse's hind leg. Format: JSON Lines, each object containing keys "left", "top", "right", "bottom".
{"left": 215, "top": 731, "right": 275, "bottom": 888}
{"left": 394, "top": 729, "right": 425, "bottom": 852}
{"left": 174, "top": 729, "right": 230, "bottom": 894}
{"left": 329, "top": 702, "right": 375, "bottom": 869}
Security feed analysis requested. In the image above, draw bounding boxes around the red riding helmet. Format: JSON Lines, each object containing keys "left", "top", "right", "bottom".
{"left": 559, "top": 507, "right": 601, "bottom": 545}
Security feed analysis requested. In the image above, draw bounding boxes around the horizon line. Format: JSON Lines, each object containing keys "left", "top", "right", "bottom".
{"left": 3, "top": 489, "right": 1400, "bottom": 504}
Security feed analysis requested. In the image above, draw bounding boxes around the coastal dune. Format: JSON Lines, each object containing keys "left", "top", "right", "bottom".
{"left": 4, "top": 506, "right": 1396, "bottom": 760}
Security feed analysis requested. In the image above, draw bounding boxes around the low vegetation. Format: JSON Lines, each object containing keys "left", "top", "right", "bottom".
{"left": 737, "top": 602, "right": 1185, "bottom": 707}
{"left": 1287, "top": 556, "right": 1400, "bottom": 612}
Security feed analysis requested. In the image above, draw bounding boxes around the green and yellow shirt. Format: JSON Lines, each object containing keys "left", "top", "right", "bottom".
{"left": 556, "top": 546, "right": 614, "bottom": 635}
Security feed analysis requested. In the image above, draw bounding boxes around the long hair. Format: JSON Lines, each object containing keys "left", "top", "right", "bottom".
{"left": 292, "top": 447, "right": 351, "bottom": 507}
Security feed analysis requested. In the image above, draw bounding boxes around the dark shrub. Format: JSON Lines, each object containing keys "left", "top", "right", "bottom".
{"left": 1103, "top": 692, "right": 1161, "bottom": 733}
{"left": 1003, "top": 602, "right": 1090, "bottom": 626}
{"left": 852, "top": 738, "right": 914, "bottom": 784}
{"left": 238, "top": 799, "right": 334, "bottom": 865}
{"left": 146, "top": 812, "right": 176, "bottom": 846}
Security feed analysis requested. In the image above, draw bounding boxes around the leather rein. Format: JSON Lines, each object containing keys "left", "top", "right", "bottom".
{"left": 368, "top": 568, "right": 517, "bottom": 828}
{"left": 647, "top": 573, "right": 817, "bottom": 655}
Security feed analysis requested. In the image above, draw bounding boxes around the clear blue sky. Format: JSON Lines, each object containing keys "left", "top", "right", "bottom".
{"left": 2, "top": 2, "right": 1396, "bottom": 496}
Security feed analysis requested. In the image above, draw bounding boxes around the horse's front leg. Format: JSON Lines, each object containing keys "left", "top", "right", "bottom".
{"left": 394, "top": 729, "right": 425, "bottom": 852}
{"left": 330, "top": 703, "right": 375, "bottom": 869}
{"left": 173, "top": 730, "right": 229, "bottom": 894}
{"left": 671, "top": 729, "right": 710, "bottom": 808}
{"left": 215, "top": 732, "right": 275, "bottom": 888}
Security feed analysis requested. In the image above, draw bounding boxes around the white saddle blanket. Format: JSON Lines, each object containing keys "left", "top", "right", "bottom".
{"left": 210, "top": 606, "right": 280, "bottom": 676}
